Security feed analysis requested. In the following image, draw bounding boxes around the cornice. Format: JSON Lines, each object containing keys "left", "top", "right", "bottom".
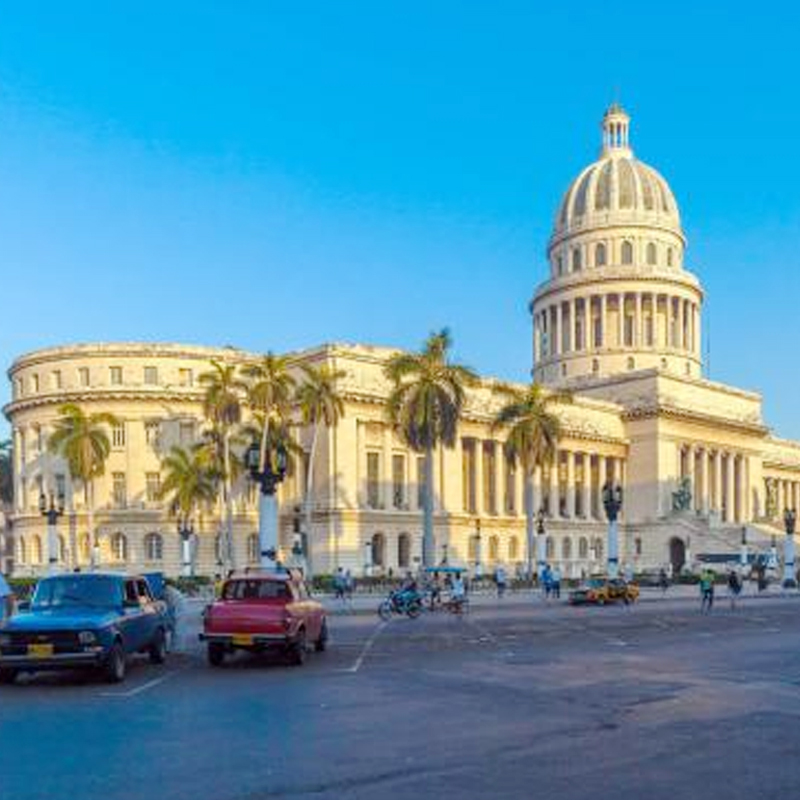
{"left": 622, "top": 403, "right": 769, "bottom": 437}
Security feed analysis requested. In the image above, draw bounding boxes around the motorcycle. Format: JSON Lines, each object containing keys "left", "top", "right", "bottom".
{"left": 378, "top": 587, "right": 425, "bottom": 621}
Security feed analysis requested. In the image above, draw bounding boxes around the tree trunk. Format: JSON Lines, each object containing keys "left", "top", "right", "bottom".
{"left": 303, "top": 423, "right": 319, "bottom": 578}
{"left": 87, "top": 480, "right": 96, "bottom": 571}
{"left": 423, "top": 444, "right": 435, "bottom": 568}
{"left": 524, "top": 473, "right": 535, "bottom": 580}
{"left": 223, "top": 429, "right": 235, "bottom": 570}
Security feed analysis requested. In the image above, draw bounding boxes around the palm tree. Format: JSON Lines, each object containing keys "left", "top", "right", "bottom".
{"left": 492, "top": 382, "right": 572, "bottom": 579}
{"left": 242, "top": 353, "right": 296, "bottom": 474}
{"left": 0, "top": 439, "right": 12, "bottom": 509}
{"left": 198, "top": 360, "right": 247, "bottom": 570}
{"left": 296, "top": 363, "right": 346, "bottom": 575}
{"left": 159, "top": 446, "right": 217, "bottom": 575}
{"left": 385, "top": 329, "right": 478, "bottom": 568}
{"left": 47, "top": 403, "right": 120, "bottom": 568}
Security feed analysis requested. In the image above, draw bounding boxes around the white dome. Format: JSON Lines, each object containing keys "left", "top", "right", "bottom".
{"left": 551, "top": 105, "right": 683, "bottom": 246}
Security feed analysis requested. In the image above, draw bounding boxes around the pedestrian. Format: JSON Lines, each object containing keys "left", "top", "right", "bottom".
{"left": 551, "top": 566, "right": 562, "bottom": 600}
{"left": 658, "top": 567, "right": 669, "bottom": 595}
{"left": 699, "top": 568, "right": 715, "bottom": 612}
{"left": 727, "top": 569, "right": 742, "bottom": 609}
{"left": 333, "top": 567, "right": 346, "bottom": 602}
{"left": 542, "top": 565, "right": 552, "bottom": 600}
{"left": 624, "top": 563, "right": 634, "bottom": 584}
{"left": 0, "top": 571, "right": 14, "bottom": 623}
{"left": 495, "top": 565, "right": 507, "bottom": 599}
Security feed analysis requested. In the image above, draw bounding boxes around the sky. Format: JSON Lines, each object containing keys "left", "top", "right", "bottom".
{"left": 1, "top": 2, "right": 799, "bottom": 437}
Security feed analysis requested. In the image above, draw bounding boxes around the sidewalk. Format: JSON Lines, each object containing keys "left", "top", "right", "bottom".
{"left": 316, "top": 582, "right": 800, "bottom": 616}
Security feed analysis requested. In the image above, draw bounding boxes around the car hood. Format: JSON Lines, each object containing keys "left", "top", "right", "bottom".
{"left": 3, "top": 607, "right": 120, "bottom": 631}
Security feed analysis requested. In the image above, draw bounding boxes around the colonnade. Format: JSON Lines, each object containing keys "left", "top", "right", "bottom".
{"left": 534, "top": 291, "right": 701, "bottom": 361}
{"left": 764, "top": 477, "right": 800, "bottom": 518}
{"left": 678, "top": 443, "right": 750, "bottom": 524}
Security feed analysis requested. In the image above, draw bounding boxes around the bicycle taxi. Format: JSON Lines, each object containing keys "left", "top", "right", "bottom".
{"left": 423, "top": 566, "right": 469, "bottom": 615}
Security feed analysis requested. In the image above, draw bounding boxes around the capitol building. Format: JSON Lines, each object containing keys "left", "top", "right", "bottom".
{"left": 4, "top": 105, "right": 800, "bottom": 578}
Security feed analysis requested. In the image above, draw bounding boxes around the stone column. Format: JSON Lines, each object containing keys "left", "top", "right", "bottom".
{"left": 617, "top": 294, "right": 625, "bottom": 347}
{"left": 697, "top": 447, "right": 707, "bottom": 514}
{"left": 556, "top": 303, "right": 563, "bottom": 356}
{"left": 713, "top": 450, "right": 722, "bottom": 515}
{"left": 494, "top": 441, "right": 503, "bottom": 517}
{"left": 686, "top": 444, "right": 696, "bottom": 509}
{"left": 565, "top": 450, "right": 575, "bottom": 518}
{"left": 570, "top": 298, "right": 577, "bottom": 352}
{"left": 635, "top": 293, "right": 643, "bottom": 348}
{"left": 382, "top": 426, "right": 393, "bottom": 510}
{"left": 596, "top": 455, "right": 607, "bottom": 520}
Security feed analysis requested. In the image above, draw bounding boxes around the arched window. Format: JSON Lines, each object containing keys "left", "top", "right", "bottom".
{"left": 593, "top": 538, "right": 604, "bottom": 560}
{"left": 111, "top": 532, "right": 128, "bottom": 562}
{"left": 31, "top": 535, "right": 43, "bottom": 565}
{"left": 371, "top": 533, "right": 386, "bottom": 568}
{"left": 579, "top": 537, "right": 589, "bottom": 558}
{"left": 621, "top": 241, "right": 633, "bottom": 265}
{"left": 488, "top": 535, "right": 500, "bottom": 562}
{"left": 562, "top": 537, "right": 572, "bottom": 559}
{"left": 508, "top": 536, "right": 519, "bottom": 561}
{"left": 666, "top": 248, "right": 674, "bottom": 267}
{"left": 246, "top": 533, "right": 259, "bottom": 564}
{"left": 397, "top": 533, "right": 411, "bottom": 569}
{"left": 545, "top": 536, "right": 555, "bottom": 559}
{"left": 145, "top": 532, "right": 164, "bottom": 561}
{"left": 58, "top": 535, "right": 68, "bottom": 563}
{"left": 16, "top": 537, "right": 26, "bottom": 565}
{"left": 595, "top": 242, "right": 607, "bottom": 267}
{"left": 572, "top": 248, "right": 582, "bottom": 271}
{"left": 78, "top": 533, "right": 91, "bottom": 564}
{"left": 635, "top": 537, "right": 643, "bottom": 557}
{"left": 646, "top": 242, "right": 657, "bottom": 265}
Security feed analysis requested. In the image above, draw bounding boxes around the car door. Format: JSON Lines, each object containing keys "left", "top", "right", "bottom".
{"left": 120, "top": 579, "right": 146, "bottom": 652}
{"left": 136, "top": 579, "right": 160, "bottom": 647}
{"left": 294, "top": 580, "right": 319, "bottom": 639}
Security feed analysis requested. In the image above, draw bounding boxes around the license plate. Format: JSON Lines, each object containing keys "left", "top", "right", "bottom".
{"left": 231, "top": 634, "right": 253, "bottom": 646}
{"left": 27, "top": 643, "right": 54, "bottom": 658}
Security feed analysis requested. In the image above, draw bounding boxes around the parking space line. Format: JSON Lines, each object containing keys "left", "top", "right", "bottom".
{"left": 342, "top": 622, "right": 387, "bottom": 673}
{"left": 100, "top": 669, "right": 183, "bottom": 698}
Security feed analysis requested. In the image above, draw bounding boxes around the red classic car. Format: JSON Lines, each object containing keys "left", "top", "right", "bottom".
{"left": 200, "top": 570, "right": 327, "bottom": 667}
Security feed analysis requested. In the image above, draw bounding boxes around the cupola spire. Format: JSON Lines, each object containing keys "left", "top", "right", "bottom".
{"left": 601, "top": 103, "right": 631, "bottom": 156}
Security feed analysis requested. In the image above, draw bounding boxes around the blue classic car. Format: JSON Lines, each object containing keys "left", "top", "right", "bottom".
{"left": 0, "top": 572, "right": 170, "bottom": 684}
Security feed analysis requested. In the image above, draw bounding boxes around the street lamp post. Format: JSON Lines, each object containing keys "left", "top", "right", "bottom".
{"left": 535, "top": 508, "right": 546, "bottom": 580}
{"left": 176, "top": 516, "right": 195, "bottom": 578}
{"left": 783, "top": 508, "right": 796, "bottom": 589}
{"left": 440, "top": 543, "right": 449, "bottom": 566}
{"left": 39, "top": 491, "right": 65, "bottom": 576}
{"left": 740, "top": 528, "right": 749, "bottom": 570}
{"left": 245, "top": 441, "right": 288, "bottom": 571}
{"left": 602, "top": 482, "right": 623, "bottom": 579}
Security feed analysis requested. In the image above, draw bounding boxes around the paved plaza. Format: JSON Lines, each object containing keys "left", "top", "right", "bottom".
{"left": 2, "top": 592, "right": 800, "bottom": 799}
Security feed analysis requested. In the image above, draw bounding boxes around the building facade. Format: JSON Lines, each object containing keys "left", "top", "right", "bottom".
{"left": 4, "top": 105, "right": 800, "bottom": 578}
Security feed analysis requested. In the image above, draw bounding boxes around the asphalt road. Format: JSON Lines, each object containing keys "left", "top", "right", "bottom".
{"left": 2, "top": 593, "right": 800, "bottom": 800}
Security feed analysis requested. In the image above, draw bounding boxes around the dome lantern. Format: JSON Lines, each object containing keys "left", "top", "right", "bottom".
{"left": 601, "top": 103, "right": 631, "bottom": 156}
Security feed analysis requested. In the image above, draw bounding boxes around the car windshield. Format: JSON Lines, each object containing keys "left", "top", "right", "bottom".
{"left": 223, "top": 580, "right": 291, "bottom": 601}
{"left": 586, "top": 579, "right": 606, "bottom": 588}
{"left": 32, "top": 576, "right": 122, "bottom": 609}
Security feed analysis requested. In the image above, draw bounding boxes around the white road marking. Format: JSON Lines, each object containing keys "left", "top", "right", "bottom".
{"left": 606, "top": 638, "right": 628, "bottom": 647}
{"left": 343, "top": 622, "right": 387, "bottom": 673}
{"left": 100, "top": 669, "right": 183, "bottom": 698}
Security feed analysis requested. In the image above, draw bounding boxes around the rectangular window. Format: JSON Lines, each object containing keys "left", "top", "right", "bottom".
{"left": 112, "top": 472, "right": 127, "bottom": 507}
{"left": 79, "top": 367, "right": 90, "bottom": 387}
{"left": 55, "top": 473, "right": 66, "bottom": 501}
{"left": 462, "top": 438, "right": 476, "bottom": 514}
{"left": 504, "top": 457, "right": 516, "bottom": 515}
{"left": 52, "top": 370, "right": 62, "bottom": 390}
{"left": 145, "top": 472, "right": 161, "bottom": 503}
{"left": 144, "top": 421, "right": 161, "bottom": 448}
{"left": 178, "top": 368, "right": 193, "bottom": 387}
{"left": 483, "top": 441, "right": 497, "bottom": 515}
{"left": 392, "top": 454, "right": 405, "bottom": 509}
{"left": 179, "top": 421, "right": 195, "bottom": 445}
{"left": 110, "top": 366, "right": 123, "bottom": 385}
{"left": 144, "top": 366, "right": 158, "bottom": 385}
{"left": 111, "top": 423, "right": 126, "bottom": 448}
{"left": 417, "top": 456, "right": 426, "bottom": 508}
{"left": 366, "top": 451, "right": 380, "bottom": 509}
{"left": 594, "top": 316, "right": 603, "bottom": 348}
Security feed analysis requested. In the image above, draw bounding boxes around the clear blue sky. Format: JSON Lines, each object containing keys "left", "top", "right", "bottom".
{"left": 1, "top": 2, "right": 799, "bottom": 437}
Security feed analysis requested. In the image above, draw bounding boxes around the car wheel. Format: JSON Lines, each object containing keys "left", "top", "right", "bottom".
{"left": 290, "top": 628, "right": 307, "bottom": 666}
{"left": 0, "top": 668, "right": 17, "bottom": 685}
{"left": 104, "top": 642, "right": 127, "bottom": 684}
{"left": 315, "top": 619, "right": 329, "bottom": 652}
{"left": 378, "top": 600, "right": 393, "bottom": 622}
{"left": 207, "top": 643, "right": 226, "bottom": 667}
{"left": 406, "top": 601, "right": 423, "bottom": 619}
{"left": 149, "top": 628, "right": 167, "bottom": 665}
